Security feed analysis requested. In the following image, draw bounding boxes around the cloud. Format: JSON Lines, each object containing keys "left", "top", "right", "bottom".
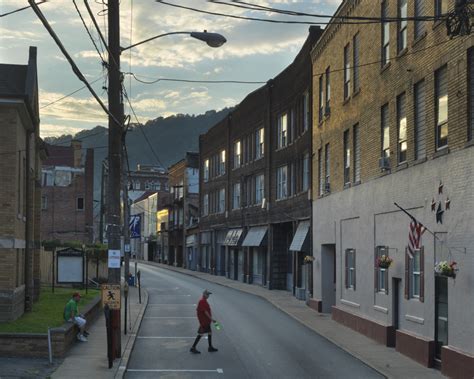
{"left": 40, "top": 123, "right": 85, "bottom": 138}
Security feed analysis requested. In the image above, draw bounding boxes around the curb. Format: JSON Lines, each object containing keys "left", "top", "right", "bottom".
{"left": 114, "top": 287, "right": 149, "bottom": 379}
{"left": 137, "top": 261, "right": 391, "bottom": 379}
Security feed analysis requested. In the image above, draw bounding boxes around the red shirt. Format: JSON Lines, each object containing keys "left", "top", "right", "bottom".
{"left": 197, "top": 297, "right": 211, "bottom": 326}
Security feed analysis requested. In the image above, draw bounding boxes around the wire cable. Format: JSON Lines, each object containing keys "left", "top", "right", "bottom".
{"left": 0, "top": 1, "right": 46, "bottom": 18}
{"left": 126, "top": 72, "right": 266, "bottom": 85}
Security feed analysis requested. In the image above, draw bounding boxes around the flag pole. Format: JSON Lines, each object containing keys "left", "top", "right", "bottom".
{"left": 393, "top": 202, "right": 440, "bottom": 241}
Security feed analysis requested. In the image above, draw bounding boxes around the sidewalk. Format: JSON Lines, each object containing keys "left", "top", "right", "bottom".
{"left": 142, "top": 260, "right": 445, "bottom": 379}
{"left": 51, "top": 282, "right": 148, "bottom": 379}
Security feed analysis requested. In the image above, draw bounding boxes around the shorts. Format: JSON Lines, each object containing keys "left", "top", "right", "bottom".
{"left": 198, "top": 324, "right": 211, "bottom": 334}
{"left": 68, "top": 316, "right": 86, "bottom": 328}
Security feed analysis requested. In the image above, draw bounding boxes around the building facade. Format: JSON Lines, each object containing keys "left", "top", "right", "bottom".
{"left": 199, "top": 26, "right": 322, "bottom": 298}
{"left": 311, "top": 0, "right": 473, "bottom": 376}
{"left": 167, "top": 152, "right": 199, "bottom": 268}
{"left": 41, "top": 141, "right": 94, "bottom": 243}
{"left": 0, "top": 47, "right": 45, "bottom": 320}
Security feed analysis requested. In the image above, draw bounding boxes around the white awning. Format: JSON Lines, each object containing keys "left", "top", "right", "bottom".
{"left": 242, "top": 226, "right": 268, "bottom": 247}
{"left": 289, "top": 221, "right": 310, "bottom": 252}
{"left": 223, "top": 229, "right": 243, "bottom": 246}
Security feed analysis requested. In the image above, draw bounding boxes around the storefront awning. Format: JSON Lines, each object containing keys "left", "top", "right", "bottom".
{"left": 223, "top": 229, "right": 243, "bottom": 246}
{"left": 242, "top": 226, "right": 268, "bottom": 247}
{"left": 289, "top": 221, "right": 310, "bottom": 252}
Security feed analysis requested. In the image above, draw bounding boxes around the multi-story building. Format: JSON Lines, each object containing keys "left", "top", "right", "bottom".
{"left": 100, "top": 162, "right": 168, "bottom": 242}
{"left": 0, "top": 47, "right": 45, "bottom": 320}
{"left": 199, "top": 26, "right": 322, "bottom": 298}
{"left": 167, "top": 152, "right": 199, "bottom": 268}
{"left": 41, "top": 140, "right": 94, "bottom": 243}
{"left": 311, "top": 1, "right": 473, "bottom": 376}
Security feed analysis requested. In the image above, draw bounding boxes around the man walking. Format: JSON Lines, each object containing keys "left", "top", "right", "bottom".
{"left": 190, "top": 289, "right": 218, "bottom": 354}
{"left": 64, "top": 292, "right": 89, "bottom": 342}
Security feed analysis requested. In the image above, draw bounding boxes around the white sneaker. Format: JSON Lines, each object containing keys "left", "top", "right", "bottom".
{"left": 77, "top": 334, "right": 88, "bottom": 342}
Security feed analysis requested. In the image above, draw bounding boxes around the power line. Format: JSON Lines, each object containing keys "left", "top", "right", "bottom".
{"left": 156, "top": 1, "right": 415, "bottom": 26}
{"left": 28, "top": 0, "right": 120, "bottom": 127}
{"left": 40, "top": 76, "right": 104, "bottom": 109}
{"left": 212, "top": 0, "right": 438, "bottom": 22}
{"left": 126, "top": 72, "right": 266, "bottom": 85}
{"left": 0, "top": 1, "right": 46, "bottom": 18}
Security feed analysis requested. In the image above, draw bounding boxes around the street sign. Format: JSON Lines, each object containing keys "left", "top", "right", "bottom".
{"left": 108, "top": 249, "right": 121, "bottom": 268}
{"left": 102, "top": 284, "right": 121, "bottom": 310}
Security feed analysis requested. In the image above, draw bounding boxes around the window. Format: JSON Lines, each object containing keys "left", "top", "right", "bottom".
{"left": 289, "top": 109, "right": 295, "bottom": 144}
{"left": 344, "top": 44, "right": 351, "bottom": 100}
{"left": 343, "top": 130, "right": 351, "bottom": 185}
{"left": 219, "top": 150, "right": 226, "bottom": 175}
{"left": 325, "top": 67, "right": 331, "bottom": 115}
{"left": 244, "top": 176, "right": 252, "bottom": 206}
{"left": 405, "top": 247, "right": 424, "bottom": 301}
{"left": 42, "top": 171, "right": 53, "bottom": 186}
{"left": 133, "top": 180, "right": 141, "bottom": 190}
{"left": 414, "top": 80, "right": 426, "bottom": 159}
{"left": 469, "top": 49, "right": 474, "bottom": 141}
{"left": 318, "top": 148, "right": 323, "bottom": 196}
{"left": 233, "top": 140, "right": 241, "bottom": 168}
{"left": 277, "top": 113, "right": 288, "bottom": 148}
{"left": 345, "top": 249, "right": 356, "bottom": 289}
{"left": 255, "top": 174, "right": 264, "bottom": 205}
{"left": 353, "top": 33, "right": 359, "bottom": 93}
{"left": 276, "top": 165, "right": 288, "bottom": 200}
{"left": 324, "top": 144, "right": 330, "bottom": 193}
{"left": 398, "top": 0, "right": 407, "bottom": 52}
{"left": 435, "top": 0, "right": 448, "bottom": 19}
{"left": 145, "top": 181, "right": 151, "bottom": 190}
{"left": 232, "top": 182, "right": 241, "bottom": 210}
{"left": 435, "top": 65, "right": 448, "bottom": 149}
{"left": 414, "top": 0, "right": 426, "bottom": 39}
{"left": 289, "top": 162, "right": 296, "bottom": 196}
{"left": 218, "top": 188, "right": 225, "bottom": 213}
{"left": 202, "top": 194, "right": 209, "bottom": 216}
{"left": 381, "top": 1, "right": 390, "bottom": 67}
{"left": 41, "top": 195, "right": 48, "bottom": 210}
{"left": 319, "top": 75, "right": 324, "bottom": 123}
{"left": 256, "top": 128, "right": 264, "bottom": 159}
{"left": 303, "top": 91, "right": 310, "bottom": 131}
{"left": 302, "top": 153, "right": 310, "bottom": 192}
{"left": 375, "top": 246, "right": 389, "bottom": 294}
{"left": 204, "top": 159, "right": 209, "bottom": 182}
{"left": 353, "top": 124, "right": 361, "bottom": 183}
{"left": 397, "top": 92, "right": 407, "bottom": 163}
{"left": 381, "top": 104, "right": 390, "bottom": 158}
{"left": 77, "top": 197, "right": 84, "bottom": 211}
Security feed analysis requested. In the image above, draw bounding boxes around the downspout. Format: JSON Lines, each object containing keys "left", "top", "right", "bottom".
{"left": 24, "top": 131, "right": 32, "bottom": 311}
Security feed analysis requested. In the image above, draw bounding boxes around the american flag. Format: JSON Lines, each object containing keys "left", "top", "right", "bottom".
{"left": 408, "top": 219, "right": 425, "bottom": 257}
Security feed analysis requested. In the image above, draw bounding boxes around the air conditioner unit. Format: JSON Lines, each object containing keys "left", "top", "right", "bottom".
{"left": 379, "top": 156, "right": 391, "bottom": 170}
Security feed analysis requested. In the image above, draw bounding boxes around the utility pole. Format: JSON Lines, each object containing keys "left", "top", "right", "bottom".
{"left": 107, "top": 0, "right": 123, "bottom": 359}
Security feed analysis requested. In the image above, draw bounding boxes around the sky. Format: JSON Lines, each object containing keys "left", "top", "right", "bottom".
{"left": 0, "top": 0, "right": 342, "bottom": 138}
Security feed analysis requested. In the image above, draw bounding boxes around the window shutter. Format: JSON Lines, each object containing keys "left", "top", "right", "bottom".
{"left": 374, "top": 248, "right": 379, "bottom": 292}
{"left": 404, "top": 248, "right": 410, "bottom": 299}
{"left": 384, "top": 254, "right": 389, "bottom": 295}
{"left": 353, "top": 250, "right": 356, "bottom": 290}
{"left": 345, "top": 250, "right": 349, "bottom": 288}
{"left": 420, "top": 246, "right": 425, "bottom": 302}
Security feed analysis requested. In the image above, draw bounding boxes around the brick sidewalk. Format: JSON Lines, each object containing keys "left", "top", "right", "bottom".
{"left": 142, "top": 260, "right": 445, "bottom": 379}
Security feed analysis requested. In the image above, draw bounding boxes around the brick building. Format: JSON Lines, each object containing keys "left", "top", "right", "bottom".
{"left": 0, "top": 47, "right": 45, "bottom": 321}
{"left": 166, "top": 152, "right": 199, "bottom": 268}
{"left": 199, "top": 26, "right": 322, "bottom": 298}
{"left": 311, "top": 0, "right": 473, "bottom": 376}
{"left": 41, "top": 140, "right": 94, "bottom": 243}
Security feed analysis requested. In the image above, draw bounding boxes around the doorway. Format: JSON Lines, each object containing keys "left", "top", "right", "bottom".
{"left": 435, "top": 275, "right": 448, "bottom": 362}
{"left": 321, "top": 244, "right": 336, "bottom": 313}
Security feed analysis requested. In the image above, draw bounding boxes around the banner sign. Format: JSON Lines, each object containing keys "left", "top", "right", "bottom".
{"left": 129, "top": 214, "right": 141, "bottom": 239}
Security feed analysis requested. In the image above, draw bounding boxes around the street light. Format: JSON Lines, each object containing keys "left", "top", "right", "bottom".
{"left": 121, "top": 30, "right": 227, "bottom": 52}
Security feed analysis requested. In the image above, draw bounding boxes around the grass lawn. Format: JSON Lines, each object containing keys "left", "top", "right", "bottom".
{"left": 0, "top": 287, "right": 100, "bottom": 334}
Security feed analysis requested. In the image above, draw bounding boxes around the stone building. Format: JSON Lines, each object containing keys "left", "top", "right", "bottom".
{"left": 199, "top": 26, "right": 322, "bottom": 298}
{"left": 311, "top": 0, "right": 473, "bottom": 376}
{"left": 41, "top": 140, "right": 94, "bottom": 243}
{"left": 0, "top": 47, "right": 45, "bottom": 320}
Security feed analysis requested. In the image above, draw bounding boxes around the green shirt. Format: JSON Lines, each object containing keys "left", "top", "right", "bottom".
{"left": 64, "top": 299, "right": 78, "bottom": 321}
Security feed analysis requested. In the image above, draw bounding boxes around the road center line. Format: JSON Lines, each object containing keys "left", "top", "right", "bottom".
{"left": 127, "top": 368, "right": 223, "bottom": 373}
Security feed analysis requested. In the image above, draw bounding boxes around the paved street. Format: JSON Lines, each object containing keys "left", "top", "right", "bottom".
{"left": 126, "top": 263, "right": 382, "bottom": 379}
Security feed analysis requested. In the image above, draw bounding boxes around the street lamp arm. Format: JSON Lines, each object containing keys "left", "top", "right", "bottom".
{"left": 121, "top": 31, "right": 226, "bottom": 52}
